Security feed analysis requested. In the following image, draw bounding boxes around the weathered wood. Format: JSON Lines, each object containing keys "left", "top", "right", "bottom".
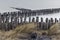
{"left": 24, "top": 17, "right": 26, "bottom": 23}
{"left": 36, "top": 17, "right": 39, "bottom": 22}
{"left": 41, "top": 17, "right": 43, "bottom": 22}
{"left": 55, "top": 18, "right": 58, "bottom": 23}
{"left": 29, "top": 16, "right": 31, "bottom": 23}
{"left": 45, "top": 18, "right": 49, "bottom": 23}
{"left": 20, "top": 16, "right": 23, "bottom": 23}
{"left": 0, "top": 11, "right": 59, "bottom": 31}
{"left": 32, "top": 17, "right": 35, "bottom": 22}
{"left": 40, "top": 17, "right": 43, "bottom": 30}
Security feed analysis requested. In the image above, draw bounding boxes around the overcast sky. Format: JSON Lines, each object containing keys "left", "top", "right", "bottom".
{"left": 0, "top": 0, "right": 60, "bottom": 20}
{"left": 0, "top": 0, "right": 60, "bottom": 12}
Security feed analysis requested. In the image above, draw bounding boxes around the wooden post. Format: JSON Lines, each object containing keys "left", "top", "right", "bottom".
{"left": 28, "top": 12, "right": 31, "bottom": 23}
{"left": 48, "top": 20, "right": 51, "bottom": 29}
{"left": 20, "top": 16, "right": 23, "bottom": 23}
{"left": 18, "top": 11, "right": 21, "bottom": 17}
{"left": 40, "top": 17, "right": 43, "bottom": 30}
{"left": 32, "top": 11, "right": 36, "bottom": 16}
{"left": 57, "top": 20, "right": 58, "bottom": 23}
{"left": 45, "top": 18, "right": 49, "bottom": 23}
{"left": 41, "top": 17, "right": 43, "bottom": 22}
{"left": 0, "top": 13, "right": 2, "bottom": 29}
{"left": 50, "top": 18, "right": 53, "bottom": 23}
{"left": 17, "top": 18, "right": 19, "bottom": 24}
{"left": 45, "top": 18, "right": 49, "bottom": 30}
{"left": 5, "top": 16, "right": 10, "bottom": 31}
{"left": 36, "top": 17, "right": 39, "bottom": 22}
{"left": 29, "top": 16, "right": 31, "bottom": 23}
{"left": 32, "top": 17, "right": 35, "bottom": 22}
{"left": 55, "top": 18, "right": 57, "bottom": 23}
{"left": 1, "top": 14, "right": 4, "bottom": 23}
{"left": 0, "top": 13, "right": 2, "bottom": 23}
{"left": 10, "top": 12, "right": 14, "bottom": 30}
{"left": 6, "top": 16, "right": 9, "bottom": 23}
{"left": 36, "top": 17, "right": 39, "bottom": 30}
{"left": 14, "top": 17, "right": 18, "bottom": 26}
{"left": 24, "top": 12, "right": 27, "bottom": 23}
{"left": 50, "top": 18, "right": 54, "bottom": 27}
{"left": 24, "top": 17, "right": 26, "bottom": 23}
{"left": 11, "top": 16, "right": 13, "bottom": 23}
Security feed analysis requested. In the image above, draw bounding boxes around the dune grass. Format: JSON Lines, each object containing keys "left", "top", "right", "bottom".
{"left": 0, "top": 22, "right": 58, "bottom": 40}
{"left": 48, "top": 22, "right": 60, "bottom": 35}
{"left": 0, "top": 22, "right": 38, "bottom": 40}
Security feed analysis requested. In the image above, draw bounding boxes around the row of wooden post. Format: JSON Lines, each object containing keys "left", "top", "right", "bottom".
{"left": 0, "top": 11, "right": 59, "bottom": 31}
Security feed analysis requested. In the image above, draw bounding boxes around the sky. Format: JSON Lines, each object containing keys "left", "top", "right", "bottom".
{"left": 0, "top": 0, "right": 60, "bottom": 12}
{"left": 0, "top": 0, "right": 60, "bottom": 20}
